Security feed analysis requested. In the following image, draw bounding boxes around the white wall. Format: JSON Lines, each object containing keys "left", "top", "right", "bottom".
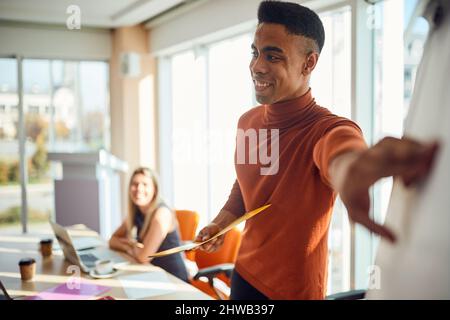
{"left": 0, "top": 22, "right": 111, "bottom": 60}
{"left": 149, "top": 0, "right": 260, "bottom": 56}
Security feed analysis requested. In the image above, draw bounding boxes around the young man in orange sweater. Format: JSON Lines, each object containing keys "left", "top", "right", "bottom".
{"left": 195, "top": 1, "right": 438, "bottom": 299}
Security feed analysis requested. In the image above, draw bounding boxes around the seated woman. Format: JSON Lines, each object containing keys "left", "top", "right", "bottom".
{"left": 109, "top": 167, "right": 189, "bottom": 282}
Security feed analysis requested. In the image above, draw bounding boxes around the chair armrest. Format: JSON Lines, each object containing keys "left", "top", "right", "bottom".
{"left": 326, "top": 289, "right": 366, "bottom": 300}
{"left": 193, "top": 263, "right": 234, "bottom": 281}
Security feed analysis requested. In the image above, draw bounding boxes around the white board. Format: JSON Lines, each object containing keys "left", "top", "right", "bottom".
{"left": 367, "top": 0, "right": 450, "bottom": 299}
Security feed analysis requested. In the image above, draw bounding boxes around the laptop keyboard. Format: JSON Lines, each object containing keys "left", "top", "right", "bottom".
{"left": 79, "top": 253, "right": 99, "bottom": 267}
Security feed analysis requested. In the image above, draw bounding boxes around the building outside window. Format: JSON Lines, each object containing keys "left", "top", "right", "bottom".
{"left": 0, "top": 57, "right": 110, "bottom": 232}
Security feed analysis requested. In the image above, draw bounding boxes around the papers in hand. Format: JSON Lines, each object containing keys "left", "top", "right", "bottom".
{"left": 147, "top": 204, "right": 271, "bottom": 259}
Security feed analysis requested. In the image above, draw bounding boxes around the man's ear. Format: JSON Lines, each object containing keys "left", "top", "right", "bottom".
{"left": 302, "top": 52, "right": 319, "bottom": 76}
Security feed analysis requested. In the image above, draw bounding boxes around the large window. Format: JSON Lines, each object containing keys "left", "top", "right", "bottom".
{"left": 207, "top": 35, "right": 254, "bottom": 221}
{"left": 171, "top": 50, "right": 209, "bottom": 225}
{"left": 170, "top": 34, "right": 254, "bottom": 227}
{"left": 369, "top": 0, "right": 429, "bottom": 262}
{"left": 0, "top": 58, "right": 21, "bottom": 232}
{"left": 313, "top": 6, "right": 352, "bottom": 295}
{"left": 0, "top": 57, "right": 110, "bottom": 232}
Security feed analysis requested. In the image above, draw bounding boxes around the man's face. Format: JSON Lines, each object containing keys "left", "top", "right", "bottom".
{"left": 250, "top": 23, "right": 312, "bottom": 105}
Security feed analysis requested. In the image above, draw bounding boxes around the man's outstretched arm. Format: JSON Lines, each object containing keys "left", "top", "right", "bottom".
{"left": 329, "top": 136, "right": 438, "bottom": 242}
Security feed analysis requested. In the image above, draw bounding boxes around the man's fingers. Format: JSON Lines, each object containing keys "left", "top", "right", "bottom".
{"left": 199, "top": 235, "right": 225, "bottom": 252}
{"left": 201, "top": 243, "right": 213, "bottom": 251}
{"left": 348, "top": 139, "right": 438, "bottom": 187}
{"left": 351, "top": 212, "right": 396, "bottom": 243}
{"left": 365, "top": 220, "right": 396, "bottom": 243}
{"left": 194, "top": 223, "right": 224, "bottom": 252}
{"left": 341, "top": 138, "right": 438, "bottom": 245}
{"left": 199, "top": 237, "right": 217, "bottom": 251}
{"left": 202, "top": 241, "right": 218, "bottom": 253}
{"left": 391, "top": 138, "right": 425, "bottom": 160}
{"left": 402, "top": 142, "right": 439, "bottom": 186}
{"left": 195, "top": 228, "right": 212, "bottom": 243}
{"left": 379, "top": 137, "right": 425, "bottom": 161}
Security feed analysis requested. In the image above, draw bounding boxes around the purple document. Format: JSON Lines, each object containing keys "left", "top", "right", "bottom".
{"left": 27, "top": 280, "right": 110, "bottom": 300}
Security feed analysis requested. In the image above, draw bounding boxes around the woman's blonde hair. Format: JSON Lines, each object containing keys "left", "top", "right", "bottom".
{"left": 126, "top": 167, "right": 165, "bottom": 240}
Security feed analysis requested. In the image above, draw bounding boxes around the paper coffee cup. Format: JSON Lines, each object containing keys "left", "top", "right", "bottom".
{"left": 19, "top": 258, "right": 36, "bottom": 281}
{"left": 40, "top": 238, "right": 53, "bottom": 257}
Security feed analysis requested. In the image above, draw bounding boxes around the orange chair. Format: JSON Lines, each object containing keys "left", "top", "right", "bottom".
{"left": 190, "top": 227, "right": 242, "bottom": 300}
{"left": 175, "top": 210, "right": 199, "bottom": 261}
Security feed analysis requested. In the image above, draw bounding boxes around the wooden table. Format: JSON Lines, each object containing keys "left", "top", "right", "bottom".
{"left": 0, "top": 225, "right": 212, "bottom": 300}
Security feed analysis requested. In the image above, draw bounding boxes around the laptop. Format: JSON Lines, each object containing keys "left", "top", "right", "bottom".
{"left": 50, "top": 221, "right": 127, "bottom": 273}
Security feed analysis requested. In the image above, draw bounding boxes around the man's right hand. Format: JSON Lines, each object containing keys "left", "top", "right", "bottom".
{"left": 194, "top": 223, "right": 225, "bottom": 253}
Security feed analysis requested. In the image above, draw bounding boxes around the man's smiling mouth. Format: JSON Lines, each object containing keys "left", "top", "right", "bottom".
{"left": 253, "top": 79, "right": 273, "bottom": 91}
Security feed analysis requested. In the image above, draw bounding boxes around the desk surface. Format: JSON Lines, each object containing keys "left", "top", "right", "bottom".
{"left": 0, "top": 225, "right": 211, "bottom": 300}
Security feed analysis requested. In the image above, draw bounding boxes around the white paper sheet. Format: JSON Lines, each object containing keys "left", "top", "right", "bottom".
{"left": 118, "top": 271, "right": 177, "bottom": 299}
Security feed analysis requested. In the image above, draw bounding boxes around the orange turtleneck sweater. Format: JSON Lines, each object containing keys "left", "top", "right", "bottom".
{"left": 222, "top": 89, "right": 367, "bottom": 299}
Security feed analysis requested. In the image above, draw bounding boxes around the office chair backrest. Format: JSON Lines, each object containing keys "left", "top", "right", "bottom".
{"left": 175, "top": 210, "right": 199, "bottom": 241}
{"left": 195, "top": 227, "right": 242, "bottom": 285}
{"left": 175, "top": 209, "right": 200, "bottom": 262}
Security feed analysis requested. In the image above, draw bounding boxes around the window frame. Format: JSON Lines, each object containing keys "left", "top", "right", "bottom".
{"left": 0, "top": 54, "right": 111, "bottom": 233}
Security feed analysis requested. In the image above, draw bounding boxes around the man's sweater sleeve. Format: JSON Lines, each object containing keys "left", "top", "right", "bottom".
{"left": 313, "top": 124, "right": 368, "bottom": 188}
{"left": 221, "top": 179, "right": 246, "bottom": 217}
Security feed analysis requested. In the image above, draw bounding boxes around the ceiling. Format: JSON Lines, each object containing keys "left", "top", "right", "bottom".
{"left": 0, "top": 0, "right": 193, "bottom": 28}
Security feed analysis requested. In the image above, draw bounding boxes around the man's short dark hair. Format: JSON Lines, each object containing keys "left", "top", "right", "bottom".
{"left": 257, "top": 0, "right": 325, "bottom": 54}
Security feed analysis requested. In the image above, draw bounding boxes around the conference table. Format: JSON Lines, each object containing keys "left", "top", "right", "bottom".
{"left": 0, "top": 224, "right": 212, "bottom": 300}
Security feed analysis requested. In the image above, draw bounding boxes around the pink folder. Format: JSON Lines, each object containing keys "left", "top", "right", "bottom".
{"left": 27, "top": 280, "right": 110, "bottom": 300}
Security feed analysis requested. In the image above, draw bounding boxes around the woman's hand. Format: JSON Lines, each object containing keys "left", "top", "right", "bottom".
{"left": 125, "top": 246, "right": 138, "bottom": 258}
{"left": 110, "top": 237, "right": 135, "bottom": 255}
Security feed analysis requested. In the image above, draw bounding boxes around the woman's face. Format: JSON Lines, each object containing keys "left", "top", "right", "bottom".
{"left": 129, "top": 173, "right": 155, "bottom": 209}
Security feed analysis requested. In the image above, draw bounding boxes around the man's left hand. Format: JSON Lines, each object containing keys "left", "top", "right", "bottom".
{"left": 331, "top": 137, "right": 439, "bottom": 243}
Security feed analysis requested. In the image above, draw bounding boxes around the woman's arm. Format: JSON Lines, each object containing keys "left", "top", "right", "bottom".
{"left": 109, "top": 221, "right": 134, "bottom": 254}
{"left": 131, "top": 207, "right": 173, "bottom": 264}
